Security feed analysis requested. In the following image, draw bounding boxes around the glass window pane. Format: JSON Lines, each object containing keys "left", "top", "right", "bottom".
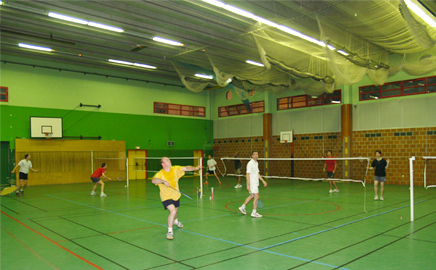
{"left": 292, "top": 96, "right": 306, "bottom": 108}
{"left": 428, "top": 85, "right": 436, "bottom": 93}
{"left": 381, "top": 90, "right": 401, "bottom": 97}
{"left": 361, "top": 93, "right": 380, "bottom": 100}
{"left": 381, "top": 82, "right": 401, "bottom": 91}
{"left": 0, "top": 88, "right": 6, "bottom": 94}
{"left": 360, "top": 85, "right": 379, "bottom": 93}
{"left": 427, "top": 77, "right": 436, "bottom": 85}
{"left": 404, "top": 86, "right": 425, "bottom": 95}
{"left": 0, "top": 95, "right": 6, "bottom": 101}
{"left": 404, "top": 79, "right": 424, "bottom": 88}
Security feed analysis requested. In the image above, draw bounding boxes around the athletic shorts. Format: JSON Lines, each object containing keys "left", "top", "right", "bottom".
{"left": 235, "top": 168, "right": 241, "bottom": 174}
{"left": 162, "top": 199, "right": 180, "bottom": 210}
{"left": 250, "top": 183, "right": 259, "bottom": 194}
{"left": 374, "top": 176, "right": 386, "bottom": 182}
{"left": 91, "top": 177, "right": 101, "bottom": 183}
{"left": 19, "top": 172, "right": 28, "bottom": 180}
{"left": 207, "top": 170, "right": 216, "bottom": 175}
{"left": 327, "top": 172, "right": 335, "bottom": 179}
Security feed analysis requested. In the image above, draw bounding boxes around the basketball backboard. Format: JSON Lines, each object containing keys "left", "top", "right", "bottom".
{"left": 30, "top": 117, "right": 63, "bottom": 138}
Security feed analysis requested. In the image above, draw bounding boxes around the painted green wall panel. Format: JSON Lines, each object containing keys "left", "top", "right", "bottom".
{"left": 1, "top": 105, "right": 213, "bottom": 152}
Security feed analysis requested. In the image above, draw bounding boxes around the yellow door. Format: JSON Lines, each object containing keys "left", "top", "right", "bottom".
{"left": 128, "top": 149, "right": 147, "bottom": 180}
{"left": 193, "top": 150, "right": 203, "bottom": 175}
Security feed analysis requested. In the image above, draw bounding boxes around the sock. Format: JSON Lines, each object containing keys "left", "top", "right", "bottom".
{"left": 174, "top": 219, "right": 179, "bottom": 224}
{"left": 168, "top": 227, "right": 173, "bottom": 233}
{"left": 241, "top": 204, "right": 245, "bottom": 208}
{"left": 252, "top": 209, "right": 257, "bottom": 213}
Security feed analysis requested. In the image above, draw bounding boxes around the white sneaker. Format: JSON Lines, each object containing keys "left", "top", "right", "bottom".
{"left": 380, "top": 196, "right": 384, "bottom": 201}
{"left": 174, "top": 220, "right": 184, "bottom": 228}
{"left": 334, "top": 189, "right": 339, "bottom": 193}
{"left": 234, "top": 184, "right": 240, "bottom": 188}
{"left": 166, "top": 232, "right": 173, "bottom": 240}
{"left": 100, "top": 193, "right": 107, "bottom": 197}
{"left": 91, "top": 191, "right": 96, "bottom": 196}
{"left": 329, "top": 189, "right": 333, "bottom": 194}
{"left": 251, "top": 212, "right": 262, "bottom": 218}
{"left": 374, "top": 195, "right": 379, "bottom": 200}
{"left": 239, "top": 206, "right": 246, "bottom": 215}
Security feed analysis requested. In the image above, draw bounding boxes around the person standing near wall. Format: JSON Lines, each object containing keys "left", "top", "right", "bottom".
{"left": 234, "top": 151, "right": 243, "bottom": 188}
{"left": 11, "top": 154, "right": 38, "bottom": 196}
{"left": 369, "top": 150, "right": 390, "bottom": 201}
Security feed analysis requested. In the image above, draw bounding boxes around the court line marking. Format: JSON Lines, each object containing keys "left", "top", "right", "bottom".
{"left": 45, "top": 194, "right": 350, "bottom": 269}
{"left": 1, "top": 211, "right": 104, "bottom": 270}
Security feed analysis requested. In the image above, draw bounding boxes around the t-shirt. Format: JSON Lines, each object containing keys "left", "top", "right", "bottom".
{"left": 246, "top": 159, "right": 259, "bottom": 186}
{"left": 234, "top": 157, "right": 242, "bottom": 169}
{"left": 18, "top": 159, "right": 32, "bottom": 174}
{"left": 207, "top": 159, "right": 217, "bottom": 171}
{"left": 91, "top": 167, "right": 106, "bottom": 178}
{"left": 153, "top": 166, "right": 185, "bottom": 201}
{"left": 325, "top": 157, "right": 336, "bottom": 172}
{"left": 371, "top": 158, "right": 388, "bottom": 177}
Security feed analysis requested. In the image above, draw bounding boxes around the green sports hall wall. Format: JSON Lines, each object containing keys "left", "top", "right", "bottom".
{"left": 0, "top": 57, "right": 214, "bottom": 157}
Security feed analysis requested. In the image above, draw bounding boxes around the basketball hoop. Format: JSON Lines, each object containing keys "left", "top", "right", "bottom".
{"left": 44, "top": 132, "right": 53, "bottom": 140}
{"left": 280, "top": 140, "right": 288, "bottom": 144}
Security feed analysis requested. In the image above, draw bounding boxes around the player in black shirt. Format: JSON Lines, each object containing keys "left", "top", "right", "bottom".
{"left": 369, "top": 150, "right": 390, "bottom": 201}
{"left": 234, "top": 152, "right": 242, "bottom": 188}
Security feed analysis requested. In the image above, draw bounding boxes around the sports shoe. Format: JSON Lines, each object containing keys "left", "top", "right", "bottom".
{"left": 204, "top": 182, "right": 209, "bottom": 185}
{"left": 174, "top": 220, "right": 184, "bottom": 228}
{"left": 235, "top": 184, "right": 242, "bottom": 188}
{"left": 91, "top": 191, "right": 96, "bottom": 196}
{"left": 16, "top": 191, "right": 20, "bottom": 196}
{"left": 100, "top": 193, "right": 107, "bottom": 197}
{"left": 329, "top": 189, "right": 333, "bottom": 194}
{"left": 239, "top": 206, "right": 246, "bottom": 215}
{"left": 219, "top": 182, "right": 222, "bottom": 185}
{"left": 20, "top": 190, "right": 24, "bottom": 195}
{"left": 380, "top": 196, "right": 384, "bottom": 201}
{"left": 334, "top": 189, "right": 339, "bottom": 193}
{"left": 166, "top": 232, "right": 173, "bottom": 240}
{"left": 251, "top": 212, "right": 262, "bottom": 218}
{"left": 374, "top": 195, "right": 379, "bottom": 200}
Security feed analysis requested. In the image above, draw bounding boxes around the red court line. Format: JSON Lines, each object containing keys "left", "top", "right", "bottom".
{"left": 1, "top": 211, "right": 103, "bottom": 270}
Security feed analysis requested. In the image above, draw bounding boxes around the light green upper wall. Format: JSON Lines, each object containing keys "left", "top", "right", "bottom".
{"left": 0, "top": 56, "right": 211, "bottom": 119}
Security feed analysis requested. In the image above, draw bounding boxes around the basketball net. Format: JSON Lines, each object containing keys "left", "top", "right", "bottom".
{"left": 45, "top": 132, "right": 53, "bottom": 140}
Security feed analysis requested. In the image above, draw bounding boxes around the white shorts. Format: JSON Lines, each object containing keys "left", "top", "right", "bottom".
{"left": 250, "top": 184, "right": 259, "bottom": 194}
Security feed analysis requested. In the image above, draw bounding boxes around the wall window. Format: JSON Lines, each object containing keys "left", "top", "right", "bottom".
{"left": 154, "top": 102, "right": 205, "bottom": 117}
{"left": 219, "top": 101, "right": 264, "bottom": 117}
{"left": 0, "top": 87, "right": 8, "bottom": 102}
{"left": 360, "top": 76, "right": 436, "bottom": 101}
{"left": 277, "top": 90, "right": 341, "bottom": 110}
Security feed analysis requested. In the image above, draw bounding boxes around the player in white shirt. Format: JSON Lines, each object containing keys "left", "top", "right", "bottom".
{"left": 239, "top": 151, "right": 267, "bottom": 218}
{"left": 11, "top": 154, "right": 38, "bottom": 196}
{"left": 204, "top": 155, "right": 221, "bottom": 185}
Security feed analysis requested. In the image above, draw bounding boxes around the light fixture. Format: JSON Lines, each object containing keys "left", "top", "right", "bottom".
{"left": 370, "top": 95, "right": 379, "bottom": 100}
{"left": 18, "top": 43, "right": 52, "bottom": 52}
{"left": 153, "top": 37, "right": 183, "bottom": 46}
{"left": 246, "top": 60, "right": 264, "bottom": 67}
{"left": 88, "top": 22, "right": 124, "bottom": 32}
{"left": 253, "top": 16, "right": 278, "bottom": 27}
{"left": 133, "top": 63, "right": 157, "bottom": 69}
{"left": 48, "top": 12, "right": 88, "bottom": 24}
{"left": 0, "top": 1, "right": 3, "bottom": 5}
{"left": 331, "top": 100, "right": 341, "bottom": 104}
{"left": 202, "top": 0, "right": 225, "bottom": 8}
{"left": 195, "top": 73, "right": 213, "bottom": 79}
{"left": 226, "top": 78, "right": 232, "bottom": 83}
{"left": 223, "top": 4, "right": 254, "bottom": 18}
{"left": 108, "top": 59, "right": 133, "bottom": 65}
{"left": 405, "top": 0, "right": 436, "bottom": 27}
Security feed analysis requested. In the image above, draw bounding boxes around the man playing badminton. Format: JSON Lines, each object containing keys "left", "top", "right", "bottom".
{"left": 152, "top": 157, "right": 201, "bottom": 240}
{"left": 323, "top": 150, "right": 339, "bottom": 193}
{"left": 11, "top": 154, "right": 38, "bottom": 196}
{"left": 239, "top": 151, "right": 267, "bottom": 218}
{"left": 204, "top": 155, "right": 221, "bottom": 185}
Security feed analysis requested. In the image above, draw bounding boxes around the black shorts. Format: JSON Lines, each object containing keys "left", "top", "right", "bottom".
{"left": 327, "top": 172, "right": 335, "bottom": 178}
{"left": 162, "top": 199, "right": 180, "bottom": 210}
{"left": 19, "top": 172, "right": 28, "bottom": 180}
{"left": 207, "top": 170, "right": 215, "bottom": 175}
{"left": 91, "top": 177, "right": 101, "bottom": 183}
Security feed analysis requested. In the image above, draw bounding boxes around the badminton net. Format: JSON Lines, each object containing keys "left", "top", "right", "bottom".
{"left": 423, "top": 156, "right": 436, "bottom": 189}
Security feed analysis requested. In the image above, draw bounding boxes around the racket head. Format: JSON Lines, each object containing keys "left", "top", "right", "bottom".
{"left": 1, "top": 186, "right": 17, "bottom": 196}
{"left": 117, "top": 177, "right": 123, "bottom": 181}
{"left": 257, "top": 199, "right": 264, "bottom": 209}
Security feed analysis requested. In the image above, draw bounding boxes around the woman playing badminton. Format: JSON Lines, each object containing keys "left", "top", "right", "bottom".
{"left": 323, "top": 150, "right": 339, "bottom": 193}
{"left": 152, "top": 157, "right": 201, "bottom": 240}
{"left": 239, "top": 151, "right": 267, "bottom": 218}
{"left": 90, "top": 163, "right": 111, "bottom": 197}
{"left": 369, "top": 150, "right": 390, "bottom": 201}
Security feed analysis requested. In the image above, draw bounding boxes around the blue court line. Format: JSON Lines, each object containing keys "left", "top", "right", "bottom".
{"left": 45, "top": 194, "right": 350, "bottom": 269}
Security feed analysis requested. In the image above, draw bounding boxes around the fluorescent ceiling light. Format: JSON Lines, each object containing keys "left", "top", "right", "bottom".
{"left": 331, "top": 100, "right": 341, "bottom": 104}
{"left": 18, "top": 43, "right": 52, "bottom": 52}
{"left": 253, "top": 16, "right": 278, "bottom": 27}
{"left": 195, "top": 73, "right": 213, "bottom": 79}
{"left": 405, "top": 0, "right": 436, "bottom": 27}
{"left": 224, "top": 4, "right": 254, "bottom": 18}
{"left": 48, "top": 12, "right": 88, "bottom": 24}
{"left": 153, "top": 37, "right": 183, "bottom": 46}
{"left": 88, "top": 22, "right": 124, "bottom": 32}
{"left": 202, "top": 0, "right": 225, "bottom": 8}
{"left": 0, "top": 1, "right": 3, "bottom": 5}
{"left": 246, "top": 60, "right": 264, "bottom": 67}
{"left": 108, "top": 59, "right": 133, "bottom": 65}
{"left": 133, "top": 63, "right": 157, "bottom": 69}
{"left": 226, "top": 78, "right": 232, "bottom": 83}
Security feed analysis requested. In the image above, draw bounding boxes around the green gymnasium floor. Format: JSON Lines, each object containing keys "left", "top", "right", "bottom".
{"left": 1, "top": 177, "right": 435, "bottom": 270}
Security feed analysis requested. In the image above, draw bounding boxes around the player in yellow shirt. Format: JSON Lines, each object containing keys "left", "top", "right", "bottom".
{"left": 152, "top": 157, "right": 201, "bottom": 240}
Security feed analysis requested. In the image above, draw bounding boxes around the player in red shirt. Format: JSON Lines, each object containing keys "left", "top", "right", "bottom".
{"left": 323, "top": 150, "right": 339, "bottom": 193}
{"left": 90, "top": 163, "right": 111, "bottom": 197}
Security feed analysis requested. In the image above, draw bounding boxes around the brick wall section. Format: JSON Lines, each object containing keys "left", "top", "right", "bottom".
{"left": 213, "top": 127, "right": 436, "bottom": 186}
{"left": 352, "top": 127, "right": 436, "bottom": 186}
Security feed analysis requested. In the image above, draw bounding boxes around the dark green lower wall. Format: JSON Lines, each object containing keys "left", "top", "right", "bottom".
{"left": 1, "top": 105, "right": 213, "bottom": 157}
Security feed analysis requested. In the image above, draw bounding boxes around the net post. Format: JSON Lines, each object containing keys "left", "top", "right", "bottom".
{"left": 126, "top": 157, "right": 129, "bottom": 187}
{"left": 200, "top": 157, "right": 203, "bottom": 198}
{"left": 409, "top": 156, "right": 415, "bottom": 222}
{"left": 424, "top": 157, "right": 427, "bottom": 189}
{"left": 91, "top": 150, "right": 94, "bottom": 174}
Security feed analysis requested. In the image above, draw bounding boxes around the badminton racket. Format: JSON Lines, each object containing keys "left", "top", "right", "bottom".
{"left": 169, "top": 186, "right": 193, "bottom": 200}
{"left": 1, "top": 186, "right": 18, "bottom": 196}
{"left": 250, "top": 192, "right": 264, "bottom": 209}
